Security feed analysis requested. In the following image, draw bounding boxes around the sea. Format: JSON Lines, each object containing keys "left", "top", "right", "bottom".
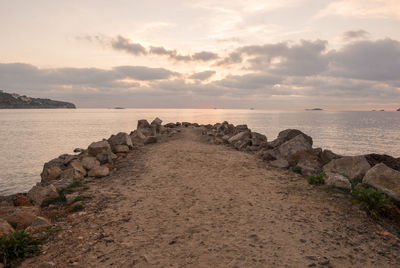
{"left": 0, "top": 109, "right": 399, "bottom": 195}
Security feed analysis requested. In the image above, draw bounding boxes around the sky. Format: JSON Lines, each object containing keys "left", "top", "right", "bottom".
{"left": 0, "top": 0, "right": 400, "bottom": 110}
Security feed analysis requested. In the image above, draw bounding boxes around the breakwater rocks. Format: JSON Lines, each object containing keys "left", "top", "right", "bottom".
{"left": 1, "top": 118, "right": 400, "bottom": 241}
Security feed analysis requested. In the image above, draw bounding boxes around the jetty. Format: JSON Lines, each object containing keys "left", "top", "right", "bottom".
{"left": 1, "top": 119, "right": 400, "bottom": 267}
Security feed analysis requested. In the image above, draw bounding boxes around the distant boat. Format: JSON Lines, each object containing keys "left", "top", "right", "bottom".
{"left": 379, "top": 109, "right": 385, "bottom": 112}
{"left": 250, "top": 108, "right": 254, "bottom": 110}
{"left": 114, "top": 107, "right": 125, "bottom": 109}
{"left": 305, "top": 108, "right": 323, "bottom": 111}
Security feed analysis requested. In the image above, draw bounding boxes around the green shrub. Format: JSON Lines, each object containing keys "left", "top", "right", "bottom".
{"left": 73, "top": 204, "right": 84, "bottom": 212}
{"left": 0, "top": 231, "right": 41, "bottom": 267}
{"left": 7, "top": 222, "right": 17, "bottom": 230}
{"left": 72, "top": 194, "right": 88, "bottom": 203}
{"left": 306, "top": 172, "right": 325, "bottom": 185}
{"left": 351, "top": 186, "right": 392, "bottom": 216}
{"left": 290, "top": 166, "right": 302, "bottom": 174}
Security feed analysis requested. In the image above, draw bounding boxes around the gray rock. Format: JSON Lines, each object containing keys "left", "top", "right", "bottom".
{"left": 271, "top": 159, "right": 289, "bottom": 169}
{"left": 81, "top": 156, "right": 100, "bottom": 170}
{"left": 88, "top": 166, "right": 110, "bottom": 178}
{"left": 274, "top": 134, "right": 313, "bottom": 160}
{"left": 320, "top": 149, "right": 341, "bottom": 165}
{"left": 151, "top": 117, "right": 163, "bottom": 126}
{"left": 323, "top": 156, "right": 371, "bottom": 182}
{"left": 52, "top": 177, "right": 73, "bottom": 189}
{"left": 251, "top": 132, "right": 267, "bottom": 146}
{"left": 88, "top": 140, "right": 112, "bottom": 157}
{"left": 164, "top": 123, "right": 176, "bottom": 128}
{"left": 113, "top": 145, "right": 129, "bottom": 153}
{"left": 144, "top": 136, "right": 158, "bottom": 145}
{"left": 363, "top": 163, "right": 400, "bottom": 202}
{"left": 96, "top": 151, "right": 117, "bottom": 164}
{"left": 59, "top": 167, "right": 85, "bottom": 181}
{"left": 108, "top": 132, "right": 133, "bottom": 150}
{"left": 68, "top": 160, "right": 87, "bottom": 177}
{"left": 137, "top": 119, "right": 151, "bottom": 129}
{"left": 228, "top": 131, "right": 251, "bottom": 144}
{"left": 325, "top": 172, "right": 352, "bottom": 189}
{"left": 269, "top": 129, "right": 313, "bottom": 148}
{"left": 27, "top": 185, "right": 59, "bottom": 206}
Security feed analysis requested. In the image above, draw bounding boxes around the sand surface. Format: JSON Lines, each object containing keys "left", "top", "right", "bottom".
{"left": 22, "top": 128, "right": 400, "bottom": 267}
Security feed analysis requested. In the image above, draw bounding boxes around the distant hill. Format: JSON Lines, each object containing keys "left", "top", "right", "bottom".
{"left": 397, "top": 108, "right": 400, "bottom": 111}
{"left": 0, "top": 90, "right": 75, "bottom": 109}
{"left": 305, "top": 108, "right": 323, "bottom": 111}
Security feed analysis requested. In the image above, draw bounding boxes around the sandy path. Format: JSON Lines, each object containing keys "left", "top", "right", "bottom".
{"left": 23, "top": 128, "right": 400, "bottom": 267}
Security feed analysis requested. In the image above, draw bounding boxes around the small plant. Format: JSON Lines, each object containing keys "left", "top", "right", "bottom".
{"left": 290, "top": 166, "right": 302, "bottom": 174}
{"left": 72, "top": 194, "right": 88, "bottom": 203}
{"left": 351, "top": 185, "right": 392, "bottom": 216}
{"left": 0, "top": 231, "right": 41, "bottom": 267}
{"left": 7, "top": 222, "right": 17, "bottom": 230}
{"left": 73, "top": 204, "right": 84, "bottom": 212}
{"left": 306, "top": 172, "right": 325, "bottom": 185}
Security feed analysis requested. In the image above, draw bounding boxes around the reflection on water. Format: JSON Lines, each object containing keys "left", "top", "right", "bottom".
{"left": 0, "top": 109, "right": 399, "bottom": 195}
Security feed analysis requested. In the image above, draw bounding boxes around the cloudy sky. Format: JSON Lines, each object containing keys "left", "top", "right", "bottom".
{"left": 1, "top": 0, "right": 399, "bottom": 110}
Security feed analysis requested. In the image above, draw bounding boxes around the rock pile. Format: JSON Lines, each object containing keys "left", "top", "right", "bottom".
{"left": 0, "top": 117, "right": 181, "bottom": 237}
{"left": 202, "top": 121, "right": 400, "bottom": 198}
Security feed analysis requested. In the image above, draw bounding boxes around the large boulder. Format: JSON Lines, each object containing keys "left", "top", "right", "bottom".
{"left": 88, "top": 140, "right": 115, "bottom": 164}
{"left": 228, "top": 131, "right": 251, "bottom": 144}
{"left": 320, "top": 149, "right": 341, "bottom": 165}
{"left": 273, "top": 134, "right": 313, "bottom": 160}
{"left": 0, "top": 206, "right": 40, "bottom": 230}
{"left": 130, "top": 129, "right": 146, "bottom": 145}
{"left": 0, "top": 218, "right": 14, "bottom": 236}
{"left": 137, "top": 119, "right": 154, "bottom": 136}
{"left": 40, "top": 154, "right": 78, "bottom": 184}
{"left": 108, "top": 132, "right": 133, "bottom": 151}
{"left": 216, "top": 121, "right": 235, "bottom": 136}
{"left": 363, "top": 163, "right": 400, "bottom": 202}
{"left": 287, "top": 151, "right": 322, "bottom": 176}
{"left": 81, "top": 156, "right": 100, "bottom": 170}
{"left": 251, "top": 132, "right": 267, "bottom": 146}
{"left": 88, "top": 165, "right": 110, "bottom": 178}
{"left": 137, "top": 119, "right": 151, "bottom": 129}
{"left": 323, "top": 156, "right": 371, "bottom": 182}
{"left": 364, "top": 154, "right": 400, "bottom": 172}
{"left": 88, "top": 140, "right": 111, "bottom": 156}
{"left": 113, "top": 145, "right": 129, "bottom": 153}
{"left": 27, "top": 185, "right": 59, "bottom": 206}
{"left": 325, "top": 172, "right": 352, "bottom": 189}
{"left": 269, "top": 129, "right": 313, "bottom": 148}
{"left": 270, "top": 159, "right": 289, "bottom": 169}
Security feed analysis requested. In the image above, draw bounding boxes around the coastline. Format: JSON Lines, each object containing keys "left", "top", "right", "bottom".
{"left": 1, "top": 118, "right": 400, "bottom": 267}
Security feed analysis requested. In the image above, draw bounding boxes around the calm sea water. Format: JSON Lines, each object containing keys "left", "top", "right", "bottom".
{"left": 1, "top": 109, "right": 399, "bottom": 195}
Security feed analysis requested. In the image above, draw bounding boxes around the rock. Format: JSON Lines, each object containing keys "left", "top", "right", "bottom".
{"left": 27, "top": 185, "right": 59, "bottom": 206}
{"left": 88, "top": 165, "right": 110, "bottom": 178}
{"left": 269, "top": 129, "right": 313, "bottom": 148}
{"left": 96, "top": 151, "right": 117, "bottom": 165}
{"left": 81, "top": 156, "right": 100, "bottom": 170}
{"left": 271, "top": 159, "right": 289, "bottom": 169}
{"left": 137, "top": 119, "right": 151, "bottom": 129}
{"left": 320, "top": 149, "right": 341, "bottom": 165}
{"left": 312, "top": 147, "right": 322, "bottom": 156}
{"left": 325, "top": 172, "right": 352, "bottom": 189}
{"left": 52, "top": 177, "right": 73, "bottom": 189}
{"left": 235, "top": 124, "right": 248, "bottom": 133}
{"left": 108, "top": 132, "right": 133, "bottom": 151}
{"left": 30, "top": 216, "right": 51, "bottom": 228}
{"left": 288, "top": 151, "right": 322, "bottom": 176}
{"left": 274, "top": 134, "right": 313, "bottom": 160}
{"left": 59, "top": 167, "right": 84, "bottom": 181}
{"left": 68, "top": 160, "right": 87, "bottom": 176}
{"left": 363, "top": 163, "right": 400, "bottom": 202}
{"left": 222, "top": 134, "right": 232, "bottom": 142}
{"left": 0, "top": 206, "right": 40, "bottom": 230}
{"left": 65, "top": 192, "right": 79, "bottom": 205}
{"left": 144, "top": 136, "right": 157, "bottom": 145}
{"left": 364, "top": 153, "right": 400, "bottom": 172}
{"left": 228, "top": 131, "right": 251, "bottom": 144}
{"left": 151, "top": 117, "right": 162, "bottom": 126}
{"left": 323, "top": 156, "right": 371, "bottom": 182}
{"left": 113, "top": 145, "right": 129, "bottom": 153}
{"left": 214, "top": 137, "right": 225, "bottom": 145}
{"left": 73, "top": 148, "right": 84, "bottom": 153}
{"left": 217, "top": 122, "right": 235, "bottom": 136}
{"left": 251, "top": 132, "right": 267, "bottom": 146}
{"left": 13, "top": 195, "right": 32, "bottom": 206}
{"left": 88, "top": 140, "right": 112, "bottom": 157}
{"left": 40, "top": 165, "right": 62, "bottom": 184}
{"left": 259, "top": 149, "right": 277, "bottom": 161}
{"left": 0, "top": 218, "right": 14, "bottom": 236}
{"left": 234, "top": 139, "right": 251, "bottom": 151}
{"left": 164, "top": 123, "right": 176, "bottom": 128}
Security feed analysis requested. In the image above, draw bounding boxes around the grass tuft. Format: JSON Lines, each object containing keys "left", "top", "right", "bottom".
{"left": 306, "top": 172, "right": 325, "bottom": 185}
{"left": 290, "top": 165, "right": 302, "bottom": 174}
{"left": 351, "top": 185, "right": 392, "bottom": 217}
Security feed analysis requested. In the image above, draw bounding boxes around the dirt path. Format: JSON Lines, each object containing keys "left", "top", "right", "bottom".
{"left": 23, "top": 128, "right": 400, "bottom": 267}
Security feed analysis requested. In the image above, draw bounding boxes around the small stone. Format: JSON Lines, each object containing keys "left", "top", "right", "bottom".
{"left": 31, "top": 216, "right": 51, "bottom": 228}
{"left": 88, "top": 166, "right": 110, "bottom": 177}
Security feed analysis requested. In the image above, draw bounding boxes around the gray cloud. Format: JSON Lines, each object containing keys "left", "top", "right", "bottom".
{"left": 343, "top": 30, "right": 370, "bottom": 41}
{"left": 192, "top": 51, "right": 219, "bottom": 61}
{"left": 189, "top": 70, "right": 216, "bottom": 80}
{"left": 114, "top": 66, "right": 179, "bottom": 81}
{"left": 216, "top": 73, "right": 283, "bottom": 89}
{"left": 111, "top": 35, "right": 147, "bottom": 55}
